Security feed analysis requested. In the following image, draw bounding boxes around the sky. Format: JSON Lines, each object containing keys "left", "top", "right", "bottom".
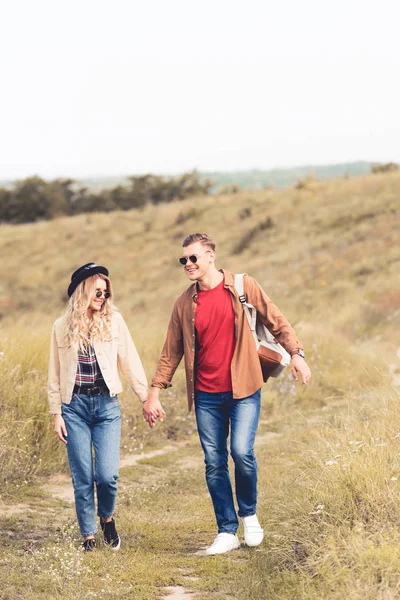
{"left": 1, "top": 0, "right": 399, "bottom": 180}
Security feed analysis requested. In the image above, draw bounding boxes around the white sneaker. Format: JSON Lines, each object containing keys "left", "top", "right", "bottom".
{"left": 242, "top": 514, "right": 264, "bottom": 547}
{"left": 205, "top": 533, "right": 240, "bottom": 555}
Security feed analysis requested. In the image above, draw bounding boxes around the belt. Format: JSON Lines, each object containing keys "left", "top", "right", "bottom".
{"left": 73, "top": 383, "right": 109, "bottom": 396}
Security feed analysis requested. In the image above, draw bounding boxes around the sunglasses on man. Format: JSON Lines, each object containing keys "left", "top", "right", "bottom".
{"left": 95, "top": 290, "right": 111, "bottom": 299}
{"left": 178, "top": 251, "right": 210, "bottom": 266}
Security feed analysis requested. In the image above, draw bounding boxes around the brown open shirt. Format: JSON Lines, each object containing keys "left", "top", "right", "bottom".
{"left": 151, "top": 270, "right": 303, "bottom": 411}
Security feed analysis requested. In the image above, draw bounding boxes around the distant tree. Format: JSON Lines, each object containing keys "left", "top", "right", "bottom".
{"left": 371, "top": 162, "right": 399, "bottom": 174}
{"left": 51, "top": 178, "right": 78, "bottom": 215}
{"left": 0, "top": 188, "right": 11, "bottom": 222}
{"left": 179, "top": 170, "right": 214, "bottom": 198}
{"left": 219, "top": 183, "right": 241, "bottom": 195}
{"left": 71, "top": 188, "right": 117, "bottom": 214}
{"left": 126, "top": 174, "right": 160, "bottom": 207}
{"left": 1, "top": 176, "right": 69, "bottom": 223}
{"left": 79, "top": 170, "right": 213, "bottom": 213}
{"left": 140, "top": 170, "right": 213, "bottom": 204}
{"left": 109, "top": 185, "right": 138, "bottom": 211}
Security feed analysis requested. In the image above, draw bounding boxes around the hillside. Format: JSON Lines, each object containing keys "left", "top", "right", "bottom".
{"left": 1, "top": 171, "right": 398, "bottom": 348}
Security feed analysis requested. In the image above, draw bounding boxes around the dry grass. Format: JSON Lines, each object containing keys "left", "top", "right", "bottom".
{"left": 228, "top": 383, "right": 400, "bottom": 599}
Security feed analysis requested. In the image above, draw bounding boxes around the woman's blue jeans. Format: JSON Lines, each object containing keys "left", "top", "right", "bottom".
{"left": 61, "top": 392, "right": 121, "bottom": 537}
{"left": 195, "top": 389, "right": 261, "bottom": 534}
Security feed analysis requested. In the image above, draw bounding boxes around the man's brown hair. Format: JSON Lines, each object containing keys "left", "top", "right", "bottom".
{"left": 182, "top": 233, "right": 216, "bottom": 253}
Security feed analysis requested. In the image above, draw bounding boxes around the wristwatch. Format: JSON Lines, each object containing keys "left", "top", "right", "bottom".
{"left": 291, "top": 349, "right": 305, "bottom": 359}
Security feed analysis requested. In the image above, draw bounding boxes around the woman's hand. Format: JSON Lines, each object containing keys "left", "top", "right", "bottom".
{"left": 54, "top": 414, "right": 68, "bottom": 444}
{"left": 143, "top": 388, "right": 166, "bottom": 428}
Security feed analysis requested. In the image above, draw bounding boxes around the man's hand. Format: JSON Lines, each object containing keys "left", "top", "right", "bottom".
{"left": 291, "top": 355, "right": 311, "bottom": 386}
{"left": 142, "top": 388, "right": 166, "bottom": 428}
{"left": 54, "top": 414, "right": 68, "bottom": 444}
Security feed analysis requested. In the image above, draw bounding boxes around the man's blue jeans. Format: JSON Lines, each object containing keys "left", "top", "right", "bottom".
{"left": 61, "top": 392, "right": 121, "bottom": 537}
{"left": 195, "top": 389, "right": 261, "bottom": 534}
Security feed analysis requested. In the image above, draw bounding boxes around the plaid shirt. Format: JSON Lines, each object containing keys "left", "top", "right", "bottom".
{"left": 75, "top": 341, "right": 104, "bottom": 387}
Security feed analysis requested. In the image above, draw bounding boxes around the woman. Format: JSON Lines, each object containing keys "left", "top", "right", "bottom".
{"left": 48, "top": 262, "right": 148, "bottom": 552}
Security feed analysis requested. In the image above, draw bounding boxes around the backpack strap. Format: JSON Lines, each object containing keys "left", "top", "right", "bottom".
{"left": 234, "top": 273, "right": 257, "bottom": 336}
{"left": 234, "top": 272, "right": 247, "bottom": 304}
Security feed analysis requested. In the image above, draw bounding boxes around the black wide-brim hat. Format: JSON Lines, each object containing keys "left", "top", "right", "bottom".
{"left": 67, "top": 262, "right": 109, "bottom": 297}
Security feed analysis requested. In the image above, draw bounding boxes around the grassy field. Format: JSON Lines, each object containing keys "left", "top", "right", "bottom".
{"left": 0, "top": 171, "right": 399, "bottom": 599}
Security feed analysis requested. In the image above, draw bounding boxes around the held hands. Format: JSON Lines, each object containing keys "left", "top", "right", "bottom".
{"left": 54, "top": 414, "right": 68, "bottom": 444}
{"left": 142, "top": 388, "right": 166, "bottom": 428}
{"left": 290, "top": 355, "right": 312, "bottom": 386}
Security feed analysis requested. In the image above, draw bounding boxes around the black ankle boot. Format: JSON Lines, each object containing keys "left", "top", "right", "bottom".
{"left": 82, "top": 538, "right": 96, "bottom": 552}
{"left": 100, "top": 518, "right": 121, "bottom": 550}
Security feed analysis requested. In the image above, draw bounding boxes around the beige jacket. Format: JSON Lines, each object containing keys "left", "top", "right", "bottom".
{"left": 151, "top": 270, "right": 303, "bottom": 412}
{"left": 48, "top": 311, "right": 148, "bottom": 415}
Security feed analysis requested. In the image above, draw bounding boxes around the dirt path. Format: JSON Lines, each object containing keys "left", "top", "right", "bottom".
{"left": 163, "top": 587, "right": 197, "bottom": 600}
{"left": 41, "top": 443, "right": 185, "bottom": 504}
{"left": 39, "top": 433, "right": 280, "bottom": 506}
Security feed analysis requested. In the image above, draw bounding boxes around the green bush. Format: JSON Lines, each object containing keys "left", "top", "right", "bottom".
{"left": 0, "top": 170, "right": 213, "bottom": 223}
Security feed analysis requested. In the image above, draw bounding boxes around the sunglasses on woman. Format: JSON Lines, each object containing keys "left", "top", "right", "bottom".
{"left": 179, "top": 251, "right": 210, "bottom": 266}
{"left": 95, "top": 290, "right": 111, "bottom": 299}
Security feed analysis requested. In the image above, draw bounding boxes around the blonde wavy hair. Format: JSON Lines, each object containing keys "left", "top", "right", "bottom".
{"left": 64, "top": 274, "right": 115, "bottom": 351}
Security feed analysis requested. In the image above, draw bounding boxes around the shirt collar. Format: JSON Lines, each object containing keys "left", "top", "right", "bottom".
{"left": 191, "top": 269, "right": 234, "bottom": 300}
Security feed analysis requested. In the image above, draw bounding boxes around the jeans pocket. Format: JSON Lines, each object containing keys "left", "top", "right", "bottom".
{"left": 62, "top": 394, "right": 79, "bottom": 413}
{"left": 103, "top": 395, "right": 119, "bottom": 414}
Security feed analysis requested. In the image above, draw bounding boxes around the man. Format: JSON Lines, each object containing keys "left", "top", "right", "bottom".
{"left": 143, "top": 233, "right": 311, "bottom": 555}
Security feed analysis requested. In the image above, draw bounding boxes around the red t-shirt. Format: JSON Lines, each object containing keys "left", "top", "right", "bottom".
{"left": 195, "top": 279, "right": 236, "bottom": 392}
